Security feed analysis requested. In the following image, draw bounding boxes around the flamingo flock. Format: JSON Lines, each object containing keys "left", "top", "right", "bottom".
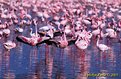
{"left": 0, "top": 0, "right": 120, "bottom": 51}
{"left": 0, "top": 0, "right": 120, "bottom": 79}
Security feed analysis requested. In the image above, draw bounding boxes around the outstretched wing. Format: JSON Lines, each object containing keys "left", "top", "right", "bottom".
{"left": 54, "top": 30, "right": 64, "bottom": 37}
{"left": 38, "top": 31, "right": 46, "bottom": 36}
{"left": 16, "top": 36, "right": 31, "bottom": 45}
{"left": 37, "top": 39, "right": 58, "bottom": 47}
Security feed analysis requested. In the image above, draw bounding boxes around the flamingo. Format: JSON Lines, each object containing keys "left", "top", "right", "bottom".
{"left": 75, "top": 40, "right": 89, "bottom": 50}
{"left": 92, "top": 27, "right": 101, "bottom": 36}
{"left": 43, "top": 11, "right": 50, "bottom": 19}
{"left": 100, "top": 21, "right": 106, "bottom": 29}
{"left": 118, "top": 20, "right": 121, "bottom": 28}
{"left": 14, "top": 27, "right": 23, "bottom": 33}
{"left": 91, "top": 22, "right": 98, "bottom": 29}
{"left": 39, "top": 32, "right": 77, "bottom": 48}
{"left": 0, "top": 8, "right": 8, "bottom": 19}
{"left": 64, "top": 24, "right": 73, "bottom": 36}
{"left": 13, "top": 19, "right": 19, "bottom": 25}
{"left": 38, "top": 29, "right": 64, "bottom": 39}
{"left": 39, "top": 25, "right": 56, "bottom": 32}
{"left": 2, "top": 29, "right": 11, "bottom": 37}
{"left": 0, "top": 24, "right": 7, "bottom": 29}
{"left": 36, "top": 12, "right": 45, "bottom": 21}
{"left": 117, "top": 14, "right": 121, "bottom": 20}
{"left": 75, "top": 21, "right": 82, "bottom": 31}
{"left": 75, "top": 35, "right": 89, "bottom": 50}
{"left": 3, "top": 40, "right": 16, "bottom": 51}
{"left": 110, "top": 7, "right": 118, "bottom": 12}
{"left": 82, "top": 18, "right": 92, "bottom": 25}
{"left": 39, "top": 25, "right": 56, "bottom": 38}
{"left": 106, "top": 12, "right": 113, "bottom": 18}
{"left": 25, "top": 12, "right": 32, "bottom": 19}
{"left": 16, "top": 20, "right": 50, "bottom": 46}
{"left": 105, "top": 28, "right": 117, "bottom": 38}
{"left": 96, "top": 35, "right": 110, "bottom": 52}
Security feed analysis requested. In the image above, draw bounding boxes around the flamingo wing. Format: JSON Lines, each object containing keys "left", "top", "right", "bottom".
{"left": 38, "top": 31, "right": 46, "bottom": 36}
{"left": 53, "top": 30, "right": 64, "bottom": 37}
{"left": 16, "top": 36, "right": 31, "bottom": 45}
{"left": 48, "top": 39, "right": 58, "bottom": 46}
{"left": 36, "top": 38, "right": 43, "bottom": 45}
{"left": 37, "top": 39, "right": 57, "bottom": 46}
{"left": 38, "top": 31, "right": 52, "bottom": 38}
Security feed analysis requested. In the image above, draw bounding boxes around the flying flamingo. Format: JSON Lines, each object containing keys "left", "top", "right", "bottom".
{"left": 16, "top": 19, "right": 50, "bottom": 46}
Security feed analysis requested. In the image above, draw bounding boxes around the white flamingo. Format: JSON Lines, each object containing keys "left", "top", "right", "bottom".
{"left": 75, "top": 35, "right": 89, "bottom": 50}
{"left": 105, "top": 28, "right": 117, "bottom": 38}
{"left": 92, "top": 27, "right": 101, "bottom": 36}
{"left": 14, "top": 27, "right": 23, "bottom": 33}
{"left": 96, "top": 35, "right": 110, "bottom": 52}
{"left": 3, "top": 40, "right": 16, "bottom": 51}
{"left": 2, "top": 29, "right": 11, "bottom": 37}
{"left": 39, "top": 25, "right": 56, "bottom": 38}
{"left": 82, "top": 19, "right": 92, "bottom": 25}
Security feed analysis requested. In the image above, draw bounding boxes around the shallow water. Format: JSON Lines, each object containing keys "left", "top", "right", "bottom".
{"left": 0, "top": 34, "right": 121, "bottom": 79}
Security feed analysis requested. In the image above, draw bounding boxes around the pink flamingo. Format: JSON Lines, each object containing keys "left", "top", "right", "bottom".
{"left": 64, "top": 24, "right": 73, "bottom": 36}
{"left": 75, "top": 30, "right": 91, "bottom": 50}
{"left": 2, "top": 28, "right": 11, "bottom": 37}
{"left": 40, "top": 32, "right": 77, "bottom": 48}
{"left": 91, "top": 21, "right": 98, "bottom": 29}
{"left": 118, "top": 20, "right": 121, "bottom": 28}
{"left": 16, "top": 19, "right": 50, "bottom": 46}
{"left": 75, "top": 39, "right": 89, "bottom": 50}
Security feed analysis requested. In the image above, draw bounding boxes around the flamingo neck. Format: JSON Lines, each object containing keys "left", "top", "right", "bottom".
{"left": 63, "top": 32, "right": 67, "bottom": 41}
{"left": 35, "top": 25, "right": 38, "bottom": 37}
{"left": 96, "top": 36, "right": 100, "bottom": 46}
{"left": 50, "top": 26, "right": 53, "bottom": 33}
{"left": 30, "top": 29, "right": 33, "bottom": 36}
{"left": 75, "top": 36, "right": 80, "bottom": 44}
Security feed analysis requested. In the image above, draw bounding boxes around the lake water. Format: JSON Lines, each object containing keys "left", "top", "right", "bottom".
{"left": 0, "top": 33, "right": 121, "bottom": 79}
